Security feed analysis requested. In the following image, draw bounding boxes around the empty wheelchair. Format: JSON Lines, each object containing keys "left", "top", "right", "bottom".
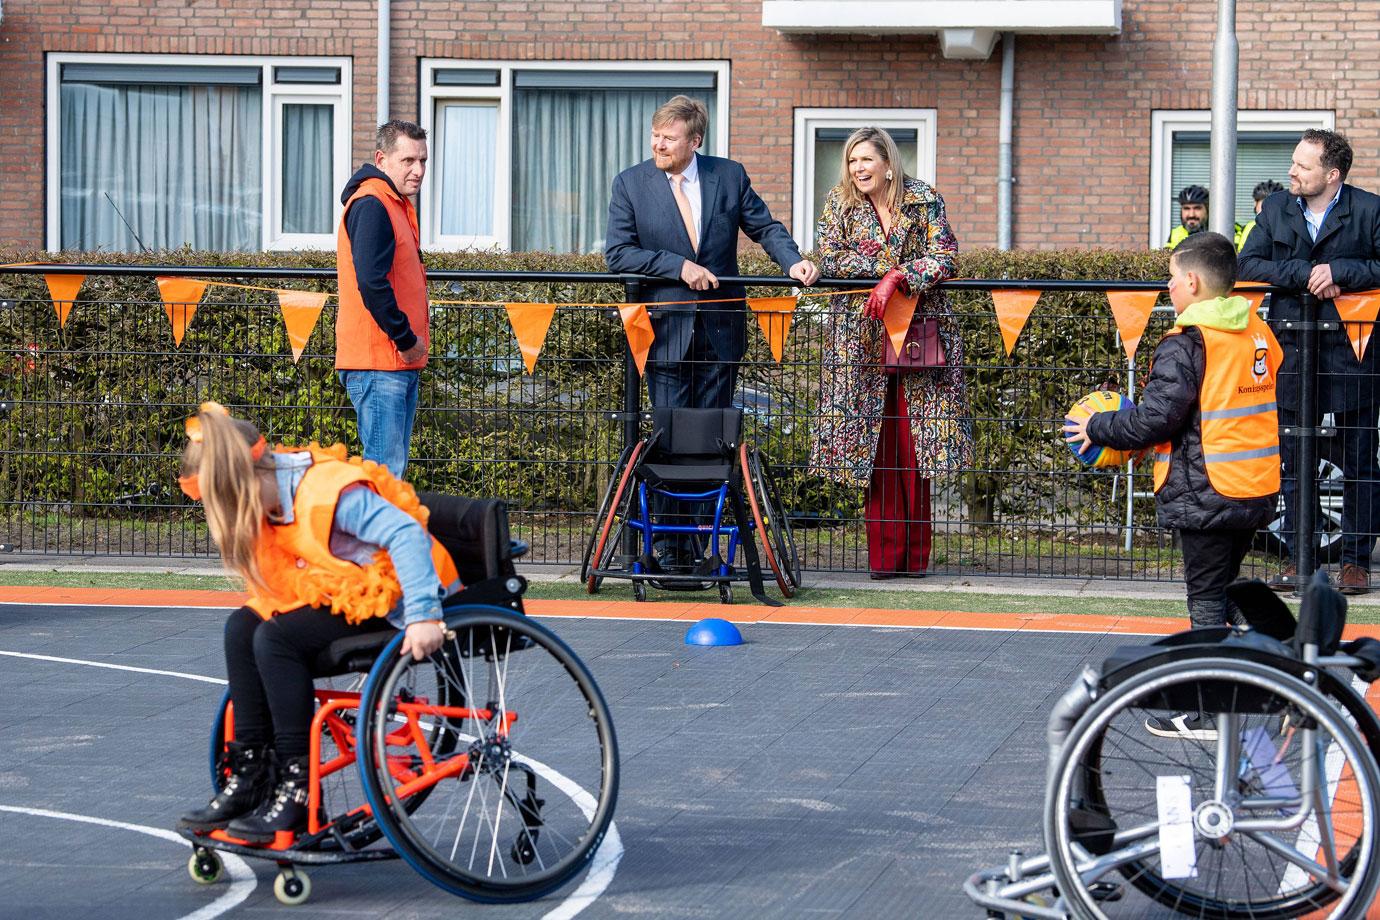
{"left": 181, "top": 494, "right": 620, "bottom": 905}
{"left": 580, "top": 407, "right": 800, "bottom": 605}
{"left": 965, "top": 573, "right": 1380, "bottom": 919}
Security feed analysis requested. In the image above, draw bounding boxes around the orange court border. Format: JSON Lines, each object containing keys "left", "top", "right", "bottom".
{"left": 9, "top": 583, "right": 1380, "bottom": 642}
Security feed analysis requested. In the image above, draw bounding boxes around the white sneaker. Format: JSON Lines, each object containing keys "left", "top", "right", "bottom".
{"left": 1145, "top": 712, "right": 1218, "bottom": 741}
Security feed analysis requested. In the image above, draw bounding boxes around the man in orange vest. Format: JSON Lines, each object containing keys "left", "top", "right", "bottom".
{"left": 1067, "top": 233, "right": 1282, "bottom": 735}
{"left": 336, "top": 121, "right": 431, "bottom": 477}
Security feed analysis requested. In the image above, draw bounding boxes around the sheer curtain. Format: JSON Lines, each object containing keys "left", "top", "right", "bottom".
{"left": 511, "top": 88, "right": 716, "bottom": 253}
{"left": 438, "top": 102, "right": 497, "bottom": 238}
{"left": 60, "top": 82, "right": 261, "bottom": 251}
{"left": 281, "top": 103, "right": 333, "bottom": 235}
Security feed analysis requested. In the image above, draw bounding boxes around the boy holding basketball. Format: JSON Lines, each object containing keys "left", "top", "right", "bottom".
{"left": 1066, "top": 231, "right": 1282, "bottom": 638}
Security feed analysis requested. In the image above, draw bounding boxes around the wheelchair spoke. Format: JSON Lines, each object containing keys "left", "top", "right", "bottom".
{"left": 361, "top": 608, "right": 617, "bottom": 900}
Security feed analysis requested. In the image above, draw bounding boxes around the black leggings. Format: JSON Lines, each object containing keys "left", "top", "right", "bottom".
{"left": 223, "top": 605, "right": 393, "bottom": 759}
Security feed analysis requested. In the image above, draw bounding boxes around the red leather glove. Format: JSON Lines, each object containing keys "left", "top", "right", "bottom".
{"left": 863, "top": 269, "right": 909, "bottom": 320}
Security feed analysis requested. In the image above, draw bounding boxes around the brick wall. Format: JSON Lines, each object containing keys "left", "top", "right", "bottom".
{"left": 2, "top": 0, "right": 1376, "bottom": 251}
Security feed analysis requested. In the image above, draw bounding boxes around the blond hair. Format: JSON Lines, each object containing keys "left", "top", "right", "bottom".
{"left": 180, "top": 410, "right": 270, "bottom": 597}
{"left": 836, "top": 126, "right": 907, "bottom": 215}
{"left": 651, "top": 95, "right": 708, "bottom": 147}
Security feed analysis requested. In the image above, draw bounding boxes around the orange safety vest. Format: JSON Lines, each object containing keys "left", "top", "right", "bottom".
{"left": 246, "top": 444, "right": 460, "bottom": 622}
{"left": 335, "top": 177, "right": 429, "bottom": 371}
{"left": 1152, "top": 313, "right": 1283, "bottom": 499}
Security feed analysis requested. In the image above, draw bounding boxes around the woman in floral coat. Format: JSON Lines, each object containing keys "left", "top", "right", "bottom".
{"left": 809, "top": 126, "right": 973, "bottom": 577}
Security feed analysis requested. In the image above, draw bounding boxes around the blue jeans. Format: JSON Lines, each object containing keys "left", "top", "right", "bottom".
{"left": 338, "top": 369, "right": 419, "bottom": 477}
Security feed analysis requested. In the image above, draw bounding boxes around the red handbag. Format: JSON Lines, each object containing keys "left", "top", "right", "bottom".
{"left": 883, "top": 309, "right": 946, "bottom": 373}
{"left": 870, "top": 231, "right": 947, "bottom": 374}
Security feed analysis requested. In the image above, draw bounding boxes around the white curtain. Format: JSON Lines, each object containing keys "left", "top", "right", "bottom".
{"left": 60, "top": 82, "right": 262, "bottom": 251}
{"left": 438, "top": 103, "right": 497, "bottom": 237}
{"left": 511, "top": 88, "right": 716, "bottom": 254}
{"left": 281, "top": 103, "right": 333, "bottom": 235}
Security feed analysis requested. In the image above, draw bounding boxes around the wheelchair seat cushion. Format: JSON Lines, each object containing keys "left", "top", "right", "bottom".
{"left": 313, "top": 628, "right": 396, "bottom": 677}
{"left": 640, "top": 462, "right": 735, "bottom": 484}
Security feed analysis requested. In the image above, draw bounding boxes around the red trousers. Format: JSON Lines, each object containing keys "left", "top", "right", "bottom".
{"left": 867, "top": 378, "right": 932, "bottom": 574}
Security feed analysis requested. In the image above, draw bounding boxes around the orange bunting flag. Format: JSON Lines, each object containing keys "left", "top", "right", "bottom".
{"left": 44, "top": 273, "right": 85, "bottom": 327}
{"left": 1105, "top": 291, "right": 1161, "bottom": 361}
{"left": 746, "top": 296, "right": 798, "bottom": 362}
{"left": 155, "top": 277, "right": 208, "bottom": 346}
{"left": 1333, "top": 289, "right": 1380, "bottom": 362}
{"left": 991, "top": 289, "right": 1042, "bottom": 356}
{"left": 1234, "top": 280, "right": 1270, "bottom": 314}
{"left": 277, "top": 290, "right": 330, "bottom": 363}
{"left": 881, "top": 288, "right": 921, "bottom": 358}
{"left": 618, "top": 303, "right": 655, "bottom": 377}
{"left": 503, "top": 302, "right": 559, "bottom": 374}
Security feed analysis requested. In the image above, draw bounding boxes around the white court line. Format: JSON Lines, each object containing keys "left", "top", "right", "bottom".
{"left": 0, "top": 648, "right": 622, "bottom": 918}
{"left": 0, "top": 650, "right": 228, "bottom": 684}
{"left": 0, "top": 805, "right": 256, "bottom": 919}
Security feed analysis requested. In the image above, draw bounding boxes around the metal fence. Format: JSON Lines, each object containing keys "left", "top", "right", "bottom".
{"left": 0, "top": 263, "right": 1316, "bottom": 584}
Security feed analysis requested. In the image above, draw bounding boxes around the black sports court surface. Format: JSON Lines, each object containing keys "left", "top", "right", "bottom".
{"left": 0, "top": 598, "right": 1240, "bottom": 919}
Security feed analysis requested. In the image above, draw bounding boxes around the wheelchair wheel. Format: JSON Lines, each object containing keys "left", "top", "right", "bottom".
{"left": 210, "top": 669, "right": 460, "bottom": 850}
{"left": 740, "top": 444, "right": 801, "bottom": 596}
{"left": 1045, "top": 657, "right": 1380, "bottom": 919}
{"left": 358, "top": 606, "right": 618, "bottom": 902}
{"left": 582, "top": 440, "right": 643, "bottom": 593}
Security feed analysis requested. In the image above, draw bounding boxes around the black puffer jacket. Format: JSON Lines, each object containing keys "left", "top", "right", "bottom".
{"left": 1086, "top": 327, "right": 1276, "bottom": 531}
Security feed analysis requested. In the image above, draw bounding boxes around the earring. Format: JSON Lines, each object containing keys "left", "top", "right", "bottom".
{"left": 885, "top": 169, "right": 894, "bottom": 181}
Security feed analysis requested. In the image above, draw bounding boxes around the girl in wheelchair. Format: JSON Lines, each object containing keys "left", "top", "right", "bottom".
{"left": 174, "top": 402, "right": 461, "bottom": 843}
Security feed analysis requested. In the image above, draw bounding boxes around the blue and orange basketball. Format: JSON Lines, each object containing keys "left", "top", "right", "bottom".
{"left": 1065, "top": 390, "right": 1134, "bottom": 468}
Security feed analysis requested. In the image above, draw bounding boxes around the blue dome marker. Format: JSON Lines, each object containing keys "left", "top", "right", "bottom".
{"left": 684, "top": 617, "right": 743, "bottom": 646}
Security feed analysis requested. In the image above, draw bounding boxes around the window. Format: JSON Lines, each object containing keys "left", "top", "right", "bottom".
{"left": 1149, "top": 110, "right": 1335, "bottom": 248}
{"left": 47, "top": 54, "right": 351, "bottom": 252}
{"left": 792, "top": 109, "right": 937, "bottom": 252}
{"left": 422, "top": 61, "right": 729, "bottom": 253}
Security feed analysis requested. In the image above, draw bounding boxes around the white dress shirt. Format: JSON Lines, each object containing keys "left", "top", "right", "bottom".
{"left": 664, "top": 153, "right": 703, "bottom": 242}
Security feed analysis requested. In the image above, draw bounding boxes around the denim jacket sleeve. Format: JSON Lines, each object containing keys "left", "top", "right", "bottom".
{"left": 332, "top": 486, "right": 444, "bottom": 627}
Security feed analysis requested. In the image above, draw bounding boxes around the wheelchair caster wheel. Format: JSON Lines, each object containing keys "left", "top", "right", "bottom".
{"left": 718, "top": 583, "right": 733, "bottom": 604}
{"left": 274, "top": 868, "right": 311, "bottom": 905}
{"left": 632, "top": 581, "right": 647, "bottom": 602}
{"left": 187, "top": 848, "right": 223, "bottom": 884}
{"left": 511, "top": 830, "right": 538, "bottom": 865}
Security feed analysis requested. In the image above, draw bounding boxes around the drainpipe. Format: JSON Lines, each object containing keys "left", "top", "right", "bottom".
{"left": 997, "top": 32, "right": 1015, "bottom": 250}
{"left": 377, "top": 0, "right": 390, "bottom": 125}
{"left": 1209, "top": 0, "right": 1237, "bottom": 237}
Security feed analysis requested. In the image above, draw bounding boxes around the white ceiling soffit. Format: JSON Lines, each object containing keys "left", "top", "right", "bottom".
{"left": 762, "top": 1, "right": 1121, "bottom": 58}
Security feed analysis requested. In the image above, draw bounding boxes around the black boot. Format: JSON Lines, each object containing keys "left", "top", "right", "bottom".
{"left": 179, "top": 742, "right": 272, "bottom": 831}
{"left": 227, "top": 755, "right": 311, "bottom": 843}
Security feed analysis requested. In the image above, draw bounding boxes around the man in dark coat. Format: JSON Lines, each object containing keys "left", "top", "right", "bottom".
{"left": 605, "top": 95, "right": 818, "bottom": 410}
{"left": 1239, "top": 129, "right": 1380, "bottom": 594}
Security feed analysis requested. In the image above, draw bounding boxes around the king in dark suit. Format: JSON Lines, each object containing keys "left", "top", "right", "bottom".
{"left": 605, "top": 95, "right": 818, "bottom": 409}
{"left": 1238, "top": 129, "right": 1380, "bottom": 594}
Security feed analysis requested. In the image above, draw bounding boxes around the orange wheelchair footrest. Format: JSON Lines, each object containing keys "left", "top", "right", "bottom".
{"left": 206, "top": 827, "right": 299, "bottom": 850}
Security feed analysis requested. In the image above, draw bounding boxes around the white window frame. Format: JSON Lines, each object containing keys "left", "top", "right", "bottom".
{"left": 420, "top": 59, "right": 731, "bottom": 252}
{"left": 46, "top": 52, "right": 352, "bottom": 252}
{"left": 792, "top": 108, "right": 938, "bottom": 253}
{"left": 1149, "top": 109, "right": 1334, "bottom": 249}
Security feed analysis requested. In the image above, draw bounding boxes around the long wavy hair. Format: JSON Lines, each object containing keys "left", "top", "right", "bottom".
{"left": 180, "top": 410, "right": 270, "bottom": 596}
{"left": 835, "top": 126, "right": 907, "bottom": 216}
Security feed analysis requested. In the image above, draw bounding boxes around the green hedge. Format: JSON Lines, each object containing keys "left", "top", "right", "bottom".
{"left": 0, "top": 246, "right": 1171, "bottom": 540}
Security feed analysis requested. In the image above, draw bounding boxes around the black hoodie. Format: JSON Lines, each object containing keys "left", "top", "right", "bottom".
{"left": 340, "top": 164, "right": 418, "bottom": 353}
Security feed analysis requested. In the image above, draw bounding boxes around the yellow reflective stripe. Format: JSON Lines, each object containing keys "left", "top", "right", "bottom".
{"left": 1200, "top": 401, "right": 1277, "bottom": 421}
{"left": 1154, "top": 451, "right": 1172, "bottom": 462}
{"left": 1203, "top": 445, "right": 1279, "bottom": 463}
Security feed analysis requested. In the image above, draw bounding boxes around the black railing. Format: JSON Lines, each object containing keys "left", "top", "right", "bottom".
{"left": 2, "top": 263, "right": 1322, "bottom": 586}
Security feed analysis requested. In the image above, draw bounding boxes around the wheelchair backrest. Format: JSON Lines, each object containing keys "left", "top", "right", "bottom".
{"left": 416, "top": 492, "right": 517, "bottom": 585}
{"left": 647, "top": 407, "right": 742, "bottom": 462}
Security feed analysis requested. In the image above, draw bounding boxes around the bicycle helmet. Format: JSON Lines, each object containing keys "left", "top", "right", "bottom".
{"left": 1177, "top": 185, "right": 1209, "bottom": 205}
